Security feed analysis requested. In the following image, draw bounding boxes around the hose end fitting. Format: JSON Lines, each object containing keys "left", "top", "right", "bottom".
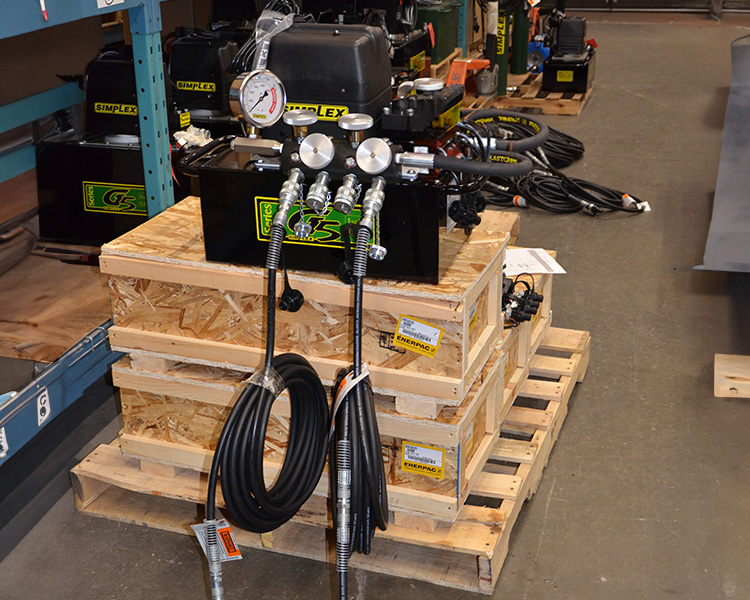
{"left": 204, "top": 519, "right": 226, "bottom": 600}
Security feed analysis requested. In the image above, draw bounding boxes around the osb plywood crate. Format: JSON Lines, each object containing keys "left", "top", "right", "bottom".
{"left": 101, "top": 196, "right": 518, "bottom": 405}
{"left": 72, "top": 326, "right": 591, "bottom": 594}
{"left": 113, "top": 345, "right": 509, "bottom": 520}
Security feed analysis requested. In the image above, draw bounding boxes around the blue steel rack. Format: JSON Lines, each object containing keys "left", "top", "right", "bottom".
{"left": 0, "top": 1, "right": 173, "bottom": 465}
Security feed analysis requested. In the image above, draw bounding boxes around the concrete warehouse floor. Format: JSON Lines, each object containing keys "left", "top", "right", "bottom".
{"left": 2, "top": 13, "right": 750, "bottom": 600}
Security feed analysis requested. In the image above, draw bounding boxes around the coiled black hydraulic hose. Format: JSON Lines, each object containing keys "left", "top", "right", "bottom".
{"left": 330, "top": 217, "right": 388, "bottom": 600}
{"left": 466, "top": 109, "right": 550, "bottom": 153}
{"left": 205, "top": 218, "right": 328, "bottom": 530}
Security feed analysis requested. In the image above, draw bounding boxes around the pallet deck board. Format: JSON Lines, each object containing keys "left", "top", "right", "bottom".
{"left": 490, "top": 73, "right": 592, "bottom": 116}
{"left": 71, "top": 326, "right": 590, "bottom": 594}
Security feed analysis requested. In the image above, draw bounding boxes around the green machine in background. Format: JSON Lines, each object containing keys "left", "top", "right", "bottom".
{"left": 416, "top": 0, "right": 460, "bottom": 63}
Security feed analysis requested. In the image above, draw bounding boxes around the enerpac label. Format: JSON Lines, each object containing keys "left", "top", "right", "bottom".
{"left": 255, "top": 196, "right": 375, "bottom": 249}
{"left": 94, "top": 102, "right": 137, "bottom": 115}
{"left": 83, "top": 181, "right": 147, "bottom": 216}
{"left": 285, "top": 103, "right": 349, "bottom": 121}
{"left": 176, "top": 81, "right": 217, "bottom": 92}
{"left": 557, "top": 70, "right": 574, "bottom": 83}
{"left": 402, "top": 441, "right": 445, "bottom": 479}
{"left": 393, "top": 315, "right": 444, "bottom": 358}
{"left": 468, "top": 301, "right": 478, "bottom": 333}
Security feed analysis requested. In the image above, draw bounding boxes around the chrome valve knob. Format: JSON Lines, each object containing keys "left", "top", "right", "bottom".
{"left": 283, "top": 109, "right": 317, "bottom": 141}
{"left": 338, "top": 113, "right": 374, "bottom": 146}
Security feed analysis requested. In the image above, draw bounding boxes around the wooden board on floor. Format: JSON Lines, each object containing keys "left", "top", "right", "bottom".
{"left": 715, "top": 354, "right": 750, "bottom": 398}
{"left": 71, "top": 326, "right": 590, "bottom": 594}
{"left": 0, "top": 255, "right": 112, "bottom": 361}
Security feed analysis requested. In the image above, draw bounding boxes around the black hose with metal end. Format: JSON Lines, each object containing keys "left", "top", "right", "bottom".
{"left": 330, "top": 178, "right": 389, "bottom": 600}
{"left": 202, "top": 169, "right": 329, "bottom": 599}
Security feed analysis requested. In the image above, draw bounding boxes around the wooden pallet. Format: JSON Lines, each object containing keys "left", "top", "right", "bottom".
{"left": 492, "top": 73, "right": 592, "bottom": 116}
{"left": 71, "top": 326, "right": 590, "bottom": 594}
{"left": 430, "top": 47, "right": 462, "bottom": 81}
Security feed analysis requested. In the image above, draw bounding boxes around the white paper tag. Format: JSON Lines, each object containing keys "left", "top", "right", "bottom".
{"left": 637, "top": 201, "right": 652, "bottom": 212}
{"left": 97, "top": 0, "right": 125, "bottom": 8}
{"left": 397, "top": 316, "right": 442, "bottom": 346}
{"left": 37, "top": 389, "right": 51, "bottom": 427}
{"left": 191, "top": 519, "right": 243, "bottom": 562}
{"left": 505, "top": 248, "right": 566, "bottom": 276}
{"left": 0, "top": 427, "right": 8, "bottom": 458}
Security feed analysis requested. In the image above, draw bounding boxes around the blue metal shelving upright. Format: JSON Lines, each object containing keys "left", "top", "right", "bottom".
{"left": 0, "top": 0, "right": 172, "bottom": 464}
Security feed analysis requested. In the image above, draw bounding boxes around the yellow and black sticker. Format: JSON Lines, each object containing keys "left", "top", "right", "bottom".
{"left": 409, "top": 50, "right": 426, "bottom": 72}
{"left": 496, "top": 15, "right": 507, "bottom": 55}
{"left": 176, "top": 80, "right": 217, "bottom": 92}
{"left": 255, "top": 196, "right": 375, "bottom": 249}
{"left": 402, "top": 441, "right": 445, "bottom": 479}
{"left": 179, "top": 111, "right": 191, "bottom": 128}
{"left": 94, "top": 102, "right": 137, "bottom": 115}
{"left": 393, "top": 315, "right": 444, "bottom": 358}
{"left": 432, "top": 102, "right": 461, "bottom": 129}
{"left": 82, "top": 180, "right": 147, "bottom": 215}
{"left": 468, "top": 301, "right": 478, "bottom": 333}
{"left": 557, "top": 70, "right": 574, "bottom": 83}
{"left": 285, "top": 102, "right": 349, "bottom": 121}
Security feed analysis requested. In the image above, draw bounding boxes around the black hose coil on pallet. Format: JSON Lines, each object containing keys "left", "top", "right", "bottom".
{"left": 205, "top": 218, "right": 329, "bottom": 533}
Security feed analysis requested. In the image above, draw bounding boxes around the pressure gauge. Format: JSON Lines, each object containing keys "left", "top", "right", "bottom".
{"left": 229, "top": 70, "right": 287, "bottom": 128}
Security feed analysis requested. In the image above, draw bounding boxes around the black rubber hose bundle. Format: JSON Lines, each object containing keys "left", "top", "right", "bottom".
{"left": 330, "top": 225, "right": 388, "bottom": 599}
{"left": 205, "top": 222, "right": 329, "bottom": 532}
{"left": 207, "top": 352, "right": 329, "bottom": 532}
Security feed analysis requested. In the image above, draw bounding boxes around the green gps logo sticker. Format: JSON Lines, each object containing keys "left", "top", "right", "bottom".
{"left": 82, "top": 181, "right": 147, "bottom": 216}
{"left": 255, "top": 196, "right": 376, "bottom": 248}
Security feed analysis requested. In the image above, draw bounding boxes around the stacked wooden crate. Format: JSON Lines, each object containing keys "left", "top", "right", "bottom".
{"left": 71, "top": 196, "right": 590, "bottom": 592}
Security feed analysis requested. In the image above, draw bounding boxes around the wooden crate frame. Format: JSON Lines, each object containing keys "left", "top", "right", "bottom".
{"left": 101, "top": 197, "right": 518, "bottom": 405}
{"left": 71, "top": 326, "right": 590, "bottom": 594}
{"left": 114, "top": 345, "right": 508, "bottom": 520}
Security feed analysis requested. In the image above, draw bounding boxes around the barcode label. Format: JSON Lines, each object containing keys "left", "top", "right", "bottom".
{"left": 402, "top": 442, "right": 445, "bottom": 479}
{"left": 393, "top": 316, "right": 444, "bottom": 358}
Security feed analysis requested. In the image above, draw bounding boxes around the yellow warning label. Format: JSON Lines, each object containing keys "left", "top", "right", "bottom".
{"left": 557, "top": 70, "right": 574, "bottom": 83}
{"left": 179, "top": 111, "right": 191, "bottom": 128}
{"left": 176, "top": 81, "right": 217, "bottom": 92}
{"left": 285, "top": 103, "right": 349, "bottom": 121}
{"left": 402, "top": 441, "right": 445, "bottom": 479}
{"left": 94, "top": 102, "right": 137, "bottom": 115}
{"left": 409, "top": 50, "right": 426, "bottom": 72}
{"left": 433, "top": 102, "right": 461, "bottom": 129}
{"left": 393, "top": 315, "right": 444, "bottom": 358}
{"left": 468, "top": 301, "right": 478, "bottom": 333}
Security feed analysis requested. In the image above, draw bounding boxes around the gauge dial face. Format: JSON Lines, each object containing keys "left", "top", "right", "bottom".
{"left": 231, "top": 70, "right": 287, "bottom": 128}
